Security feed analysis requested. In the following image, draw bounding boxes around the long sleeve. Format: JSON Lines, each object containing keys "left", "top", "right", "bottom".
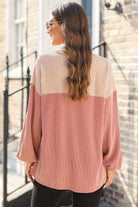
{"left": 16, "top": 58, "right": 42, "bottom": 162}
{"left": 102, "top": 60, "right": 123, "bottom": 171}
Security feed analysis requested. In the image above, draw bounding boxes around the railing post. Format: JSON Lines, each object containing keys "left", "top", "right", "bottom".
{"left": 3, "top": 84, "right": 8, "bottom": 207}
{"left": 26, "top": 66, "right": 31, "bottom": 112}
{"left": 35, "top": 51, "right": 37, "bottom": 60}
{"left": 21, "top": 47, "right": 24, "bottom": 130}
{"left": 6, "top": 55, "right": 9, "bottom": 91}
{"left": 25, "top": 66, "right": 31, "bottom": 184}
{"left": 103, "top": 42, "right": 107, "bottom": 58}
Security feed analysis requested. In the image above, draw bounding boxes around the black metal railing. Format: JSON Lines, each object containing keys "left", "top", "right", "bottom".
{"left": 93, "top": 41, "right": 107, "bottom": 58}
{"left": 2, "top": 41, "right": 107, "bottom": 207}
{"left": 2, "top": 48, "right": 37, "bottom": 207}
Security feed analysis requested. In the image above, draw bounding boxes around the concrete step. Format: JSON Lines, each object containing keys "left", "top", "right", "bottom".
{"left": 7, "top": 182, "right": 32, "bottom": 207}
{"left": 0, "top": 164, "right": 25, "bottom": 207}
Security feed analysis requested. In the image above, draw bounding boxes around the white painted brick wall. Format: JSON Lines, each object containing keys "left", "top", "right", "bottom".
{"left": 100, "top": 0, "right": 138, "bottom": 206}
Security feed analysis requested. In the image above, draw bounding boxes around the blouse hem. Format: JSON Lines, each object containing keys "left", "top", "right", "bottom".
{"left": 31, "top": 173, "right": 107, "bottom": 193}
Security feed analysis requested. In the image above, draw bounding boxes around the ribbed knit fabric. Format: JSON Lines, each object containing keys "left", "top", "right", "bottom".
{"left": 16, "top": 48, "right": 123, "bottom": 193}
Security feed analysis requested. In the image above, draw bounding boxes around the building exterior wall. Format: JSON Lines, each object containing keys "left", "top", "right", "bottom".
{"left": 0, "top": 0, "right": 6, "bottom": 144}
{"left": 100, "top": 0, "right": 138, "bottom": 206}
{"left": 0, "top": 0, "right": 38, "bottom": 142}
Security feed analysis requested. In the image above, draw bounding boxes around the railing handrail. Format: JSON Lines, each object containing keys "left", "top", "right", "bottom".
{"left": 0, "top": 50, "right": 37, "bottom": 73}
{"left": 92, "top": 41, "right": 106, "bottom": 50}
{"left": 0, "top": 42, "right": 107, "bottom": 74}
{"left": 8, "top": 84, "right": 30, "bottom": 97}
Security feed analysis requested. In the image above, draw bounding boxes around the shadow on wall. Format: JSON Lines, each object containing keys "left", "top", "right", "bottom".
{"left": 108, "top": 45, "right": 137, "bottom": 207}
{"left": 123, "top": 0, "right": 138, "bottom": 30}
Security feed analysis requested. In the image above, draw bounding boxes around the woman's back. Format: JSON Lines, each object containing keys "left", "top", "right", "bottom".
{"left": 17, "top": 48, "right": 122, "bottom": 193}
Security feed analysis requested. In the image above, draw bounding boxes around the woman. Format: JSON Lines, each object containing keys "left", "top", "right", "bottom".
{"left": 16, "top": 2, "right": 123, "bottom": 207}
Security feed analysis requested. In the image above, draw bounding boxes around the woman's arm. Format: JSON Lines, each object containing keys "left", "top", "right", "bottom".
{"left": 16, "top": 58, "right": 42, "bottom": 162}
{"left": 102, "top": 61, "right": 123, "bottom": 171}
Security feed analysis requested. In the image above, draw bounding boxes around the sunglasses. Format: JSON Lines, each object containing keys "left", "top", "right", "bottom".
{"left": 46, "top": 20, "right": 62, "bottom": 30}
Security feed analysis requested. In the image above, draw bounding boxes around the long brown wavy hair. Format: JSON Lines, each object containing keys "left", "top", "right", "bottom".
{"left": 52, "top": 1, "right": 92, "bottom": 102}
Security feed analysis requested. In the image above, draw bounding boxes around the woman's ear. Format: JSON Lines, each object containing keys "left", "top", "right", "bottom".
{"left": 60, "top": 24, "right": 65, "bottom": 37}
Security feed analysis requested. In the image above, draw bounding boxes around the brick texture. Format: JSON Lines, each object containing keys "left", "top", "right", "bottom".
{"left": 100, "top": 0, "right": 138, "bottom": 206}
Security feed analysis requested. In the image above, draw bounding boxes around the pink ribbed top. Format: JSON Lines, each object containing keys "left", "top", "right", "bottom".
{"left": 16, "top": 48, "right": 123, "bottom": 193}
